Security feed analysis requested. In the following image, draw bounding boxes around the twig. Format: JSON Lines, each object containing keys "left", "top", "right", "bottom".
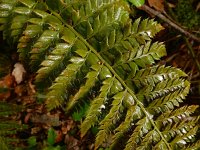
{"left": 140, "top": 4, "right": 200, "bottom": 43}
{"left": 185, "top": 37, "right": 200, "bottom": 74}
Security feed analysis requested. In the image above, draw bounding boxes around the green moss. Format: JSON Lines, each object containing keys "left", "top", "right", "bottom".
{"left": 174, "top": 0, "right": 200, "bottom": 29}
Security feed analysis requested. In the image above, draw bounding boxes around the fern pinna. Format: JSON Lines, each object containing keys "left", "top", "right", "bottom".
{"left": 0, "top": 102, "right": 27, "bottom": 150}
{"left": 0, "top": 0, "right": 199, "bottom": 149}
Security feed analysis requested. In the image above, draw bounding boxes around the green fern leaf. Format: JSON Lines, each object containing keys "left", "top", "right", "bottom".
{"left": 81, "top": 76, "right": 114, "bottom": 138}
{"left": 0, "top": 102, "right": 27, "bottom": 149}
{"left": 0, "top": 136, "right": 9, "bottom": 150}
{"left": 35, "top": 43, "right": 73, "bottom": 86}
{"left": 128, "top": 0, "right": 145, "bottom": 7}
{"left": 66, "top": 64, "right": 103, "bottom": 111}
{"left": 46, "top": 56, "right": 87, "bottom": 110}
{"left": 111, "top": 105, "right": 144, "bottom": 148}
{"left": 133, "top": 65, "right": 187, "bottom": 88}
{"left": 95, "top": 90, "right": 128, "bottom": 148}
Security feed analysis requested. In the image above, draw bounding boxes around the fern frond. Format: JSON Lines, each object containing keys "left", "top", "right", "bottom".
{"left": 135, "top": 18, "right": 164, "bottom": 39}
{"left": 0, "top": 102, "right": 27, "bottom": 149}
{"left": 95, "top": 90, "right": 128, "bottom": 148}
{"left": 124, "top": 106, "right": 199, "bottom": 150}
{"left": 143, "top": 78, "right": 187, "bottom": 101}
{"left": 0, "top": 101, "right": 22, "bottom": 116}
{"left": 35, "top": 43, "right": 73, "bottom": 86}
{"left": 125, "top": 117, "right": 154, "bottom": 150}
{"left": 81, "top": 76, "right": 114, "bottom": 137}
{"left": 110, "top": 105, "right": 143, "bottom": 148}
{"left": 46, "top": 56, "right": 88, "bottom": 110}
{"left": 147, "top": 80, "right": 190, "bottom": 114}
{"left": 158, "top": 106, "right": 199, "bottom": 149}
{"left": 0, "top": 136, "right": 9, "bottom": 150}
{"left": 17, "top": 24, "right": 43, "bottom": 63}
{"left": 187, "top": 139, "right": 200, "bottom": 150}
{"left": 66, "top": 64, "right": 103, "bottom": 111}
{"left": 30, "top": 30, "right": 60, "bottom": 70}
{"left": 133, "top": 65, "right": 187, "bottom": 88}
{"left": 132, "top": 41, "right": 166, "bottom": 67}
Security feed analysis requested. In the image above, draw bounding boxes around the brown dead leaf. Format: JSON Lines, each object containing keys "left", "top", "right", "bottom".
{"left": 31, "top": 127, "right": 41, "bottom": 134}
{"left": 167, "top": 2, "right": 175, "bottom": 8}
{"left": 148, "top": 0, "right": 164, "bottom": 12}
{"left": 0, "top": 90, "right": 10, "bottom": 100}
{"left": 28, "top": 80, "right": 36, "bottom": 94}
{"left": 65, "top": 135, "right": 80, "bottom": 150}
{"left": 55, "top": 130, "right": 63, "bottom": 143}
{"left": 24, "top": 112, "right": 32, "bottom": 124}
{"left": 30, "top": 113, "right": 61, "bottom": 126}
{"left": 196, "top": 2, "right": 200, "bottom": 12}
{"left": 14, "top": 84, "right": 26, "bottom": 96}
{"left": 0, "top": 74, "right": 14, "bottom": 87}
{"left": 22, "top": 95, "right": 36, "bottom": 105}
{"left": 62, "top": 118, "right": 75, "bottom": 134}
{"left": 0, "top": 74, "right": 14, "bottom": 100}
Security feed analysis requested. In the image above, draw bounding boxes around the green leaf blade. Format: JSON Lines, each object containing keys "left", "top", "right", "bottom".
{"left": 128, "top": 0, "right": 145, "bottom": 7}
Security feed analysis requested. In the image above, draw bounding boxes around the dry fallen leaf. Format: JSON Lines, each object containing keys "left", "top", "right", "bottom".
{"left": 148, "top": 0, "right": 164, "bottom": 12}
{"left": 31, "top": 127, "right": 41, "bottom": 134}
{"left": 30, "top": 113, "right": 61, "bottom": 126}
{"left": 167, "top": 2, "right": 175, "bottom": 8}
{"left": 14, "top": 84, "right": 26, "bottom": 96}
{"left": 12, "top": 63, "right": 26, "bottom": 84}
{"left": 28, "top": 80, "right": 36, "bottom": 94}
{"left": 55, "top": 130, "right": 63, "bottom": 143}
{"left": 62, "top": 118, "right": 75, "bottom": 134}
{"left": 24, "top": 112, "right": 32, "bottom": 124}
{"left": 0, "top": 74, "right": 14, "bottom": 100}
{"left": 196, "top": 2, "right": 200, "bottom": 12}
{"left": 65, "top": 135, "right": 80, "bottom": 150}
{"left": 0, "top": 74, "right": 14, "bottom": 87}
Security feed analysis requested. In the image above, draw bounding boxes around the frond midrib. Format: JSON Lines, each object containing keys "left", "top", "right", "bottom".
{"left": 46, "top": 4, "right": 172, "bottom": 149}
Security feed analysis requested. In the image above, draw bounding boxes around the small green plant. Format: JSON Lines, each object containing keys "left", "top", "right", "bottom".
{"left": 174, "top": 0, "right": 200, "bottom": 29}
{"left": 27, "top": 128, "right": 64, "bottom": 150}
{"left": 47, "top": 128, "right": 57, "bottom": 146}
{"left": 72, "top": 102, "right": 90, "bottom": 121}
{"left": 44, "top": 128, "right": 63, "bottom": 150}
{"left": 27, "top": 136, "right": 37, "bottom": 149}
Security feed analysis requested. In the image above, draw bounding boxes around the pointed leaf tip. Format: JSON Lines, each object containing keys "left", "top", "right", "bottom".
{"left": 128, "top": 0, "right": 145, "bottom": 7}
